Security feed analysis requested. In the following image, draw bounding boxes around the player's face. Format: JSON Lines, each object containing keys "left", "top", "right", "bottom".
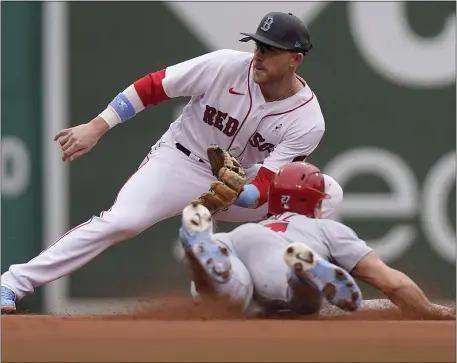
{"left": 252, "top": 42, "right": 298, "bottom": 84}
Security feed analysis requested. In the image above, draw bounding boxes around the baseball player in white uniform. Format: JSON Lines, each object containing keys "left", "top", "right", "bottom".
{"left": 179, "top": 162, "right": 456, "bottom": 319}
{"left": 2, "top": 12, "right": 334, "bottom": 313}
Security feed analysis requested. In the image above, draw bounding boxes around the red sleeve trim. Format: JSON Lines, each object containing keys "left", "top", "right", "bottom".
{"left": 250, "top": 166, "right": 275, "bottom": 207}
{"left": 133, "top": 69, "right": 170, "bottom": 107}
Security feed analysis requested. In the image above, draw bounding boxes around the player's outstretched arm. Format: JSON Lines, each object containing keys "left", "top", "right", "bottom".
{"left": 351, "top": 251, "right": 455, "bottom": 320}
{"left": 54, "top": 50, "right": 238, "bottom": 163}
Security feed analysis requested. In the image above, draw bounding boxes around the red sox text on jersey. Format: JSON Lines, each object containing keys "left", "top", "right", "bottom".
{"left": 105, "top": 49, "right": 325, "bottom": 172}
{"left": 203, "top": 104, "right": 274, "bottom": 153}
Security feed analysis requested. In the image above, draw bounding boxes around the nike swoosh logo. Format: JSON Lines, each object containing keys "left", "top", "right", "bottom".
{"left": 229, "top": 87, "right": 244, "bottom": 95}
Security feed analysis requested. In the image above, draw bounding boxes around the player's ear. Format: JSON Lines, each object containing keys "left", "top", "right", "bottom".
{"left": 291, "top": 53, "right": 304, "bottom": 68}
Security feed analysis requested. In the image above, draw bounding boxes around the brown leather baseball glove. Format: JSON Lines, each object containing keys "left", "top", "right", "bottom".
{"left": 193, "top": 145, "right": 247, "bottom": 213}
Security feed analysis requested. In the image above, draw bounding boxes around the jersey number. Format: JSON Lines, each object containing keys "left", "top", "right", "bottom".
{"left": 264, "top": 214, "right": 293, "bottom": 233}
{"left": 264, "top": 222, "right": 289, "bottom": 232}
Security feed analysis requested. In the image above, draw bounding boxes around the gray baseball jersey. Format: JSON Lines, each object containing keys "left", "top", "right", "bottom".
{"left": 256, "top": 212, "right": 373, "bottom": 272}
{"left": 218, "top": 212, "right": 373, "bottom": 272}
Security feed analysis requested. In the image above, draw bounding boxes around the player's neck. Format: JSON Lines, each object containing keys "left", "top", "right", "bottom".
{"left": 260, "top": 74, "right": 302, "bottom": 102}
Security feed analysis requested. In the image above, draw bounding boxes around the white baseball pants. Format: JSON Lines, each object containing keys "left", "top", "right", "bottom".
{"left": 2, "top": 140, "right": 264, "bottom": 300}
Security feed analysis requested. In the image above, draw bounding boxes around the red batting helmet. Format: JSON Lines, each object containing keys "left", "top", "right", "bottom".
{"left": 268, "top": 162, "right": 329, "bottom": 217}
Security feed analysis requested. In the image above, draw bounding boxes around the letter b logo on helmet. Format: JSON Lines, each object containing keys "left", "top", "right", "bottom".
{"left": 260, "top": 16, "right": 274, "bottom": 31}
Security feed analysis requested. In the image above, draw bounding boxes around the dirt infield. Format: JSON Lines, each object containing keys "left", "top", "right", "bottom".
{"left": 2, "top": 298, "right": 456, "bottom": 362}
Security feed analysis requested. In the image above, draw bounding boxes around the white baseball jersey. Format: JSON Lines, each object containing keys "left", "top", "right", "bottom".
{"left": 161, "top": 49, "right": 325, "bottom": 171}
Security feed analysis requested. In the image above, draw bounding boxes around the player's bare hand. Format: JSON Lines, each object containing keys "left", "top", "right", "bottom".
{"left": 420, "top": 304, "right": 456, "bottom": 320}
{"left": 54, "top": 117, "right": 109, "bottom": 162}
{"left": 435, "top": 305, "right": 456, "bottom": 320}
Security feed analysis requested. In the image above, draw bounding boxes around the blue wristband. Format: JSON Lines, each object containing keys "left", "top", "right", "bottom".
{"left": 109, "top": 93, "right": 136, "bottom": 123}
{"left": 235, "top": 184, "right": 260, "bottom": 208}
